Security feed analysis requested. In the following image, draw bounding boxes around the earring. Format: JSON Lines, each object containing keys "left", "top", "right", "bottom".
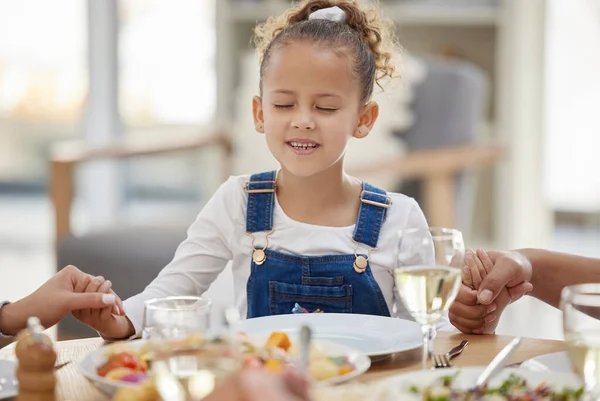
{"left": 358, "top": 127, "right": 365, "bottom": 135}
{"left": 256, "top": 122, "right": 263, "bottom": 130}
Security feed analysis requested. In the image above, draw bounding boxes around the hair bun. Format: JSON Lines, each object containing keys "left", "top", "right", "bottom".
{"left": 254, "top": 0, "right": 401, "bottom": 100}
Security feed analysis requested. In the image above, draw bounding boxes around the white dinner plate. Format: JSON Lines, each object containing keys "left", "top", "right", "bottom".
{"left": 0, "top": 360, "right": 17, "bottom": 401}
{"left": 78, "top": 336, "right": 371, "bottom": 397}
{"left": 521, "top": 351, "right": 573, "bottom": 373}
{"left": 239, "top": 313, "right": 423, "bottom": 358}
{"left": 312, "top": 366, "right": 583, "bottom": 401}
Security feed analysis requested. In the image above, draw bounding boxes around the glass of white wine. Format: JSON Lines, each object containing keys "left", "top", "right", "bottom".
{"left": 562, "top": 284, "right": 600, "bottom": 399}
{"left": 395, "top": 227, "right": 465, "bottom": 370}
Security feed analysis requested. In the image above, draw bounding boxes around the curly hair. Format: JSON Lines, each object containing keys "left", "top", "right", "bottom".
{"left": 253, "top": 0, "right": 401, "bottom": 102}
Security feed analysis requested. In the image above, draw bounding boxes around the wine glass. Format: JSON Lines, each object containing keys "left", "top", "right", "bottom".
{"left": 149, "top": 306, "right": 243, "bottom": 401}
{"left": 142, "top": 295, "right": 212, "bottom": 340}
{"left": 153, "top": 336, "right": 241, "bottom": 400}
{"left": 395, "top": 227, "right": 465, "bottom": 369}
{"left": 561, "top": 284, "right": 600, "bottom": 399}
{"left": 142, "top": 299, "right": 243, "bottom": 400}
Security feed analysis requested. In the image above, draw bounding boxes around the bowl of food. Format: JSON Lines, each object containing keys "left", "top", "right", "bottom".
{"left": 79, "top": 330, "right": 370, "bottom": 398}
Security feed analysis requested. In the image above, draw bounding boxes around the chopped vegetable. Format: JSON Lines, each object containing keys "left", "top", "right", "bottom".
{"left": 96, "top": 351, "right": 148, "bottom": 381}
{"left": 338, "top": 365, "right": 354, "bottom": 375}
{"left": 265, "top": 331, "right": 292, "bottom": 351}
{"left": 120, "top": 372, "right": 149, "bottom": 383}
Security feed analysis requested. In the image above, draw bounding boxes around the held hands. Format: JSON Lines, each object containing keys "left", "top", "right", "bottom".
{"left": 449, "top": 249, "right": 533, "bottom": 334}
{"left": 71, "top": 273, "right": 135, "bottom": 340}
{"left": 1, "top": 265, "right": 125, "bottom": 336}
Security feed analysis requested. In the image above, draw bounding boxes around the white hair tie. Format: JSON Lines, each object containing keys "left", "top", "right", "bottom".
{"left": 308, "top": 6, "right": 347, "bottom": 23}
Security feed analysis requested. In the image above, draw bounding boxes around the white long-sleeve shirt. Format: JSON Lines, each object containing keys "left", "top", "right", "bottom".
{"left": 123, "top": 175, "right": 430, "bottom": 334}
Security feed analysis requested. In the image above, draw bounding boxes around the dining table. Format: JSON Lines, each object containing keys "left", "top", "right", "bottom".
{"left": 0, "top": 331, "right": 566, "bottom": 400}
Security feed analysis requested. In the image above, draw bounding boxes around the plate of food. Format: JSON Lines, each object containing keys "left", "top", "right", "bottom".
{"left": 312, "top": 367, "right": 584, "bottom": 401}
{"left": 239, "top": 313, "right": 423, "bottom": 359}
{"left": 78, "top": 331, "right": 370, "bottom": 398}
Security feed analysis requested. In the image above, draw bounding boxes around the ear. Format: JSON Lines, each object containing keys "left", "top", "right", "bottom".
{"left": 353, "top": 101, "right": 379, "bottom": 139}
{"left": 252, "top": 96, "right": 265, "bottom": 134}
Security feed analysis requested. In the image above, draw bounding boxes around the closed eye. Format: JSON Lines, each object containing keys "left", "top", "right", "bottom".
{"left": 273, "top": 104, "right": 293, "bottom": 109}
{"left": 317, "top": 107, "right": 337, "bottom": 112}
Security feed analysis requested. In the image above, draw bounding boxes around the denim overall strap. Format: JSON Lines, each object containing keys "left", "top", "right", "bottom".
{"left": 352, "top": 183, "right": 391, "bottom": 248}
{"left": 245, "top": 170, "right": 277, "bottom": 233}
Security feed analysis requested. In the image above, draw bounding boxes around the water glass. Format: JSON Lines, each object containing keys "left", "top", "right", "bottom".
{"left": 142, "top": 296, "right": 212, "bottom": 340}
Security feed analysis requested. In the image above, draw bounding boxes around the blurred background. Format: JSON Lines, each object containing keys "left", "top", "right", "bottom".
{"left": 1, "top": 0, "right": 599, "bottom": 340}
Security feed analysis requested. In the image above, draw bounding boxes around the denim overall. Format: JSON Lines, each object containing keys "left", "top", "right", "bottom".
{"left": 245, "top": 170, "right": 392, "bottom": 319}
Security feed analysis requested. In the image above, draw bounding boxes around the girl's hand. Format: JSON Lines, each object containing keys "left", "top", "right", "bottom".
{"left": 449, "top": 249, "right": 532, "bottom": 334}
{"left": 72, "top": 275, "right": 135, "bottom": 340}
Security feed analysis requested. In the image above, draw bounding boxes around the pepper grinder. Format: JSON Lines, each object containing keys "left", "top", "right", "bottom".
{"left": 15, "top": 317, "right": 57, "bottom": 401}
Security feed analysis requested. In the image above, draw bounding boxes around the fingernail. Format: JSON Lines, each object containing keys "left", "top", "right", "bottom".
{"left": 102, "top": 294, "right": 116, "bottom": 305}
{"left": 115, "top": 305, "right": 121, "bottom": 315}
{"left": 485, "top": 314, "right": 496, "bottom": 323}
{"left": 94, "top": 276, "right": 104, "bottom": 283}
{"left": 487, "top": 304, "right": 497, "bottom": 313}
{"left": 479, "top": 289, "right": 493, "bottom": 304}
{"left": 463, "top": 267, "right": 470, "bottom": 274}
{"left": 473, "top": 329, "right": 483, "bottom": 335}
{"left": 477, "top": 248, "right": 484, "bottom": 253}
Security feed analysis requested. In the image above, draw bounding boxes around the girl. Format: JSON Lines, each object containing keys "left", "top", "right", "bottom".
{"left": 80, "top": 0, "right": 429, "bottom": 340}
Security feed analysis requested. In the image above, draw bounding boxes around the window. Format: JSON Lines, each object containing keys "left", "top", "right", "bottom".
{"left": 0, "top": 0, "right": 86, "bottom": 189}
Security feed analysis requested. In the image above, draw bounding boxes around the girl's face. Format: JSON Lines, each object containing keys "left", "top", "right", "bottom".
{"left": 253, "top": 40, "right": 379, "bottom": 178}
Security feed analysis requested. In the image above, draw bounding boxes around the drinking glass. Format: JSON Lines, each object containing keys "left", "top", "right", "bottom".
{"left": 395, "top": 227, "right": 465, "bottom": 369}
{"left": 153, "top": 337, "right": 241, "bottom": 400}
{"left": 562, "top": 284, "right": 600, "bottom": 399}
{"left": 142, "top": 296, "right": 212, "bottom": 340}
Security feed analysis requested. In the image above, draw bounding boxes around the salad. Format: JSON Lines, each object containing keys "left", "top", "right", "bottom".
{"left": 414, "top": 372, "right": 584, "bottom": 401}
{"left": 311, "top": 372, "right": 584, "bottom": 401}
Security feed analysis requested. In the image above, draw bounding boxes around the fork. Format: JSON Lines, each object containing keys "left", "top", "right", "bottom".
{"left": 432, "top": 340, "right": 469, "bottom": 368}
